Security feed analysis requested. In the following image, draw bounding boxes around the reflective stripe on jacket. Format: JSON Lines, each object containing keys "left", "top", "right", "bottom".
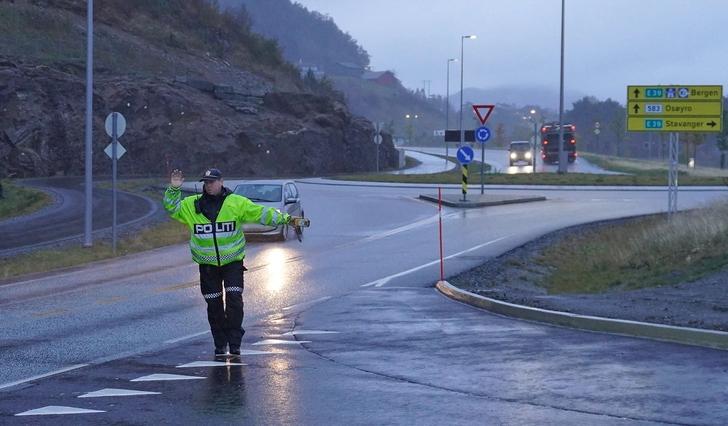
{"left": 164, "top": 187, "right": 290, "bottom": 266}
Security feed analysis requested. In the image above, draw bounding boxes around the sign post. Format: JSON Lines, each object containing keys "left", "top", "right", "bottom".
{"left": 472, "top": 105, "right": 495, "bottom": 195}
{"left": 626, "top": 85, "right": 723, "bottom": 216}
{"left": 456, "top": 146, "right": 474, "bottom": 201}
{"left": 374, "top": 121, "right": 383, "bottom": 172}
{"left": 104, "top": 112, "right": 127, "bottom": 254}
{"left": 475, "top": 126, "right": 491, "bottom": 194}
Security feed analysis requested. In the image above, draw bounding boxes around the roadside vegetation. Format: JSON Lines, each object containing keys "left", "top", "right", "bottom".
{"left": 334, "top": 168, "right": 727, "bottom": 186}
{"left": 0, "top": 179, "right": 188, "bottom": 280}
{"left": 0, "top": 180, "right": 52, "bottom": 221}
{"left": 581, "top": 152, "right": 728, "bottom": 178}
{"left": 537, "top": 201, "right": 728, "bottom": 293}
{"left": 334, "top": 152, "right": 728, "bottom": 185}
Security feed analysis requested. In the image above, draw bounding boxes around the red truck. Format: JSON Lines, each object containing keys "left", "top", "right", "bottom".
{"left": 541, "top": 123, "right": 576, "bottom": 164}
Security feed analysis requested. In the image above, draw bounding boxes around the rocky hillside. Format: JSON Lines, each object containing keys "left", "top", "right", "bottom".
{"left": 0, "top": 0, "right": 397, "bottom": 178}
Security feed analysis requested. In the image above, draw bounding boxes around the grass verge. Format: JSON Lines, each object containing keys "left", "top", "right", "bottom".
{"left": 0, "top": 219, "right": 189, "bottom": 280}
{"left": 537, "top": 201, "right": 728, "bottom": 294}
{"left": 582, "top": 152, "right": 728, "bottom": 178}
{"left": 0, "top": 180, "right": 53, "bottom": 221}
{"left": 0, "top": 178, "right": 189, "bottom": 280}
{"left": 334, "top": 169, "right": 728, "bottom": 186}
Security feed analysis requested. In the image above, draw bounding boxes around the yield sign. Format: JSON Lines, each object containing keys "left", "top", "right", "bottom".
{"left": 472, "top": 104, "right": 495, "bottom": 125}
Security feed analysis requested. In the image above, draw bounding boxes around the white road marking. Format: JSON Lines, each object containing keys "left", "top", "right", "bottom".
{"left": 252, "top": 339, "right": 311, "bottom": 346}
{"left": 130, "top": 373, "right": 205, "bottom": 382}
{"left": 282, "top": 296, "right": 331, "bottom": 311}
{"left": 177, "top": 361, "right": 246, "bottom": 368}
{"left": 15, "top": 406, "right": 105, "bottom": 416}
{"left": 361, "top": 213, "right": 458, "bottom": 243}
{"left": 0, "top": 363, "right": 88, "bottom": 390}
{"left": 281, "top": 330, "right": 340, "bottom": 336}
{"left": 237, "top": 349, "right": 277, "bottom": 355}
{"left": 163, "top": 330, "right": 209, "bottom": 345}
{"left": 361, "top": 236, "right": 510, "bottom": 288}
{"left": 78, "top": 388, "right": 161, "bottom": 398}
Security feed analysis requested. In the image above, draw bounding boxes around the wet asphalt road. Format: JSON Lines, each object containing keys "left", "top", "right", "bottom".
{"left": 1, "top": 181, "right": 727, "bottom": 424}
{"left": 410, "top": 146, "right": 622, "bottom": 175}
{"left": 0, "top": 178, "right": 157, "bottom": 256}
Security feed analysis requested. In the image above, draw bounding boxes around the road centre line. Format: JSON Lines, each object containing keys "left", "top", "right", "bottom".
{"left": 361, "top": 236, "right": 510, "bottom": 288}
{"left": 361, "top": 213, "right": 459, "bottom": 243}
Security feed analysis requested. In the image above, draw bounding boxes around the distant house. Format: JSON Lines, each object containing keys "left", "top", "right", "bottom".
{"left": 329, "top": 61, "right": 365, "bottom": 78}
{"left": 296, "top": 60, "right": 325, "bottom": 80}
{"left": 362, "top": 70, "right": 399, "bottom": 87}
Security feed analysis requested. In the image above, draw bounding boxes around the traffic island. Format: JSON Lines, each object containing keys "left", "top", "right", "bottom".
{"left": 418, "top": 193, "right": 546, "bottom": 208}
{"left": 436, "top": 280, "right": 728, "bottom": 350}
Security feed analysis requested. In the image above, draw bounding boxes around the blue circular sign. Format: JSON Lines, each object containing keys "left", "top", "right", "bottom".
{"left": 456, "top": 146, "right": 475, "bottom": 165}
{"left": 475, "top": 126, "right": 491, "bottom": 143}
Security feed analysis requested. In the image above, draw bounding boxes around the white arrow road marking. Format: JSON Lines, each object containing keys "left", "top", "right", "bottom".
{"left": 361, "top": 236, "right": 510, "bottom": 288}
{"left": 131, "top": 374, "right": 205, "bottom": 382}
{"left": 78, "top": 388, "right": 161, "bottom": 398}
{"left": 16, "top": 406, "right": 105, "bottom": 416}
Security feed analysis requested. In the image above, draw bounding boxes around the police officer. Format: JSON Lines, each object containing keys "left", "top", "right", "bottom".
{"left": 164, "top": 168, "right": 301, "bottom": 357}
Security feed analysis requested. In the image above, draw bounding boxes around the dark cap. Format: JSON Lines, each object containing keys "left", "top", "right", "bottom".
{"left": 199, "top": 168, "right": 223, "bottom": 182}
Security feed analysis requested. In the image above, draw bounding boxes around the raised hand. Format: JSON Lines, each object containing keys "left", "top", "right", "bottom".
{"left": 170, "top": 169, "right": 184, "bottom": 188}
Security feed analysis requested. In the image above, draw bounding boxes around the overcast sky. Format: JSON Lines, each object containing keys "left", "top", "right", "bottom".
{"left": 295, "top": 0, "right": 727, "bottom": 103}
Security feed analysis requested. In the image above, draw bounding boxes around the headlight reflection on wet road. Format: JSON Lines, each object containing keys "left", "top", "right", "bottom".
{"left": 262, "top": 247, "right": 289, "bottom": 294}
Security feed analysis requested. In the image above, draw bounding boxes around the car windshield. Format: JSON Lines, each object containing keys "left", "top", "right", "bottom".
{"left": 510, "top": 143, "right": 530, "bottom": 151}
{"left": 234, "top": 184, "right": 282, "bottom": 202}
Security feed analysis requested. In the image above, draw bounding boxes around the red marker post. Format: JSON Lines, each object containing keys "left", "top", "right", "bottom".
{"left": 438, "top": 186, "right": 444, "bottom": 282}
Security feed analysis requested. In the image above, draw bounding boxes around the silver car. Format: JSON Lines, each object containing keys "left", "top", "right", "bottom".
{"left": 233, "top": 180, "right": 304, "bottom": 241}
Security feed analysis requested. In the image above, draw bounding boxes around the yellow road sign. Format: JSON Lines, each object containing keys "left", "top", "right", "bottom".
{"left": 627, "top": 85, "right": 722, "bottom": 132}
{"left": 628, "top": 117, "right": 722, "bottom": 133}
{"left": 628, "top": 101, "right": 722, "bottom": 117}
{"left": 628, "top": 85, "right": 722, "bottom": 101}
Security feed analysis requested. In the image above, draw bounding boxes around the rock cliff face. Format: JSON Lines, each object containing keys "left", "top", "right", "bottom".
{"left": 0, "top": 58, "right": 398, "bottom": 178}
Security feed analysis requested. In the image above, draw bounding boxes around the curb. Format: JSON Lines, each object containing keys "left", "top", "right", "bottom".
{"left": 435, "top": 280, "right": 728, "bottom": 351}
{"left": 296, "top": 178, "right": 728, "bottom": 192}
{"left": 418, "top": 194, "right": 546, "bottom": 208}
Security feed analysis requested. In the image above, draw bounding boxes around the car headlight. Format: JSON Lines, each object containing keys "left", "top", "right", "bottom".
{"left": 510, "top": 153, "right": 517, "bottom": 159}
{"left": 525, "top": 152, "right": 532, "bottom": 159}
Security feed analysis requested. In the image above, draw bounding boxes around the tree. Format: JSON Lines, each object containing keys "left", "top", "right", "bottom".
{"left": 681, "top": 133, "right": 706, "bottom": 167}
{"left": 495, "top": 123, "right": 506, "bottom": 147}
{"left": 718, "top": 102, "right": 728, "bottom": 168}
{"left": 565, "top": 97, "right": 624, "bottom": 155}
{"left": 609, "top": 110, "right": 626, "bottom": 157}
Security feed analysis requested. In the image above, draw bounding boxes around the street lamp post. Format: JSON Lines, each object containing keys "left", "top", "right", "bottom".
{"left": 405, "top": 114, "right": 419, "bottom": 145}
{"left": 458, "top": 35, "right": 477, "bottom": 148}
{"left": 557, "top": 0, "right": 567, "bottom": 173}
{"left": 445, "top": 58, "right": 457, "bottom": 163}
{"left": 84, "top": 0, "right": 94, "bottom": 247}
{"left": 530, "top": 109, "right": 538, "bottom": 174}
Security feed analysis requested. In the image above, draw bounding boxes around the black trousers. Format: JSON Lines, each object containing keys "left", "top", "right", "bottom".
{"left": 199, "top": 261, "right": 245, "bottom": 349}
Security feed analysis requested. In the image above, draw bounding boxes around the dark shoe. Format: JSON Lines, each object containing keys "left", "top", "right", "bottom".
{"left": 229, "top": 346, "right": 240, "bottom": 356}
{"left": 214, "top": 347, "right": 227, "bottom": 357}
